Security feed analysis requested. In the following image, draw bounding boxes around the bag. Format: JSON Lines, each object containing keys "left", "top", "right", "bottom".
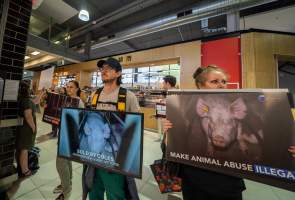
{"left": 150, "top": 159, "right": 182, "bottom": 193}
{"left": 91, "top": 87, "right": 127, "bottom": 111}
{"left": 28, "top": 147, "right": 40, "bottom": 174}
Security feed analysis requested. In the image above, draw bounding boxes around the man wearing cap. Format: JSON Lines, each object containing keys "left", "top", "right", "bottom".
{"left": 82, "top": 57, "right": 140, "bottom": 200}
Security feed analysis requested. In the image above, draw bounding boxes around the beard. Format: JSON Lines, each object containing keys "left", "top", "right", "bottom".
{"left": 102, "top": 77, "right": 117, "bottom": 84}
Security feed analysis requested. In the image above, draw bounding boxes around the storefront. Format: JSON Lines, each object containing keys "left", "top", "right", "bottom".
{"left": 32, "top": 29, "right": 295, "bottom": 131}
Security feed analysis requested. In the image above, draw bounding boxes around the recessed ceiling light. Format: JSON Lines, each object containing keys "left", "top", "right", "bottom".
{"left": 65, "top": 35, "right": 71, "bottom": 40}
{"left": 31, "top": 51, "right": 40, "bottom": 55}
{"left": 25, "top": 56, "right": 30, "bottom": 60}
{"left": 79, "top": 10, "right": 89, "bottom": 21}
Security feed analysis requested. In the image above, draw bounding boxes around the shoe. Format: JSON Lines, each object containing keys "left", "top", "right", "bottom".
{"left": 53, "top": 184, "right": 63, "bottom": 194}
{"left": 55, "top": 193, "right": 64, "bottom": 200}
{"left": 19, "top": 170, "right": 32, "bottom": 178}
{"left": 47, "top": 132, "right": 53, "bottom": 136}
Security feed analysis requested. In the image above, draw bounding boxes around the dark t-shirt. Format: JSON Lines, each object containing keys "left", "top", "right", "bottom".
{"left": 20, "top": 97, "right": 37, "bottom": 126}
{"left": 180, "top": 164, "right": 246, "bottom": 196}
{"left": 16, "top": 97, "right": 37, "bottom": 149}
{"left": 180, "top": 117, "right": 246, "bottom": 196}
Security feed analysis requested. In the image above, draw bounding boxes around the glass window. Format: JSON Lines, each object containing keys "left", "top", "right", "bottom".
{"left": 89, "top": 63, "right": 180, "bottom": 89}
{"left": 150, "top": 65, "right": 169, "bottom": 72}
{"left": 133, "top": 67, "right": 149, "bottom": 87}
{"left": 91, "top": 72, "right": 102, "bottom": 87}
{"left": 122, "top": 68, "right": 133, "bottom": 74}
{"left": 169, "top": 63, "right": 180, "bottom": 70}
{"left": 137, "top": 73, "right": 149, "bottom": 84}
{"left": 137, "top": 67, "right": 149, "bottom": 73}
{"left": 57, "top": 75, "right": 77, "bottom": 87}
{"left": 121, "top": 68, "right": 133, "bottom": 88}
{"left": 122, "top": 69, "right": 133, "bottom": 83}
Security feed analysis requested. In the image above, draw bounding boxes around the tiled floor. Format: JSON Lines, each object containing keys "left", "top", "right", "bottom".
{"left": 6, "top": 112, "right": 295, "bottom": 200}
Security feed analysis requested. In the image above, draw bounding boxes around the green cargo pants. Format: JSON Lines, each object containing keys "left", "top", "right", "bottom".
{"left": 89, "top": 169, "right": 125, "bottom": 200}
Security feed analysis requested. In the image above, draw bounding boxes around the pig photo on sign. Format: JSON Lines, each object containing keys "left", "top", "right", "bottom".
{"left": 195, "top": 96, "right": 264, "bottom": 160}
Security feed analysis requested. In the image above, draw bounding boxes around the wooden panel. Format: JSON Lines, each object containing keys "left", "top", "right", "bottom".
{"left": 253, "top": 33, "right": 276, "bottom": 88}
{"left": 176, "top": 41, "right": 201, "bottom": 89}
{"left": 122, "top": 58, "right": 179, "bottom": 69}
{"left": 79, "top": 71, "right": 92, "bottom": 88}
{"left": 53, "top": 41, "right": 201, "bottom": 89}
{"left": 32, "top": 71, "right": 41, "bottom": 92}
{"left": 141, "top": 107, "right": 157, "bottom": 130}
{"left": 273, "top": 34, "right": 295, "bottom": 56}
{"left": 241, "top": 32, "right": 295, "bottom": 88}
{"left": 241, "top": 33, "right": 256, "bottom": 88}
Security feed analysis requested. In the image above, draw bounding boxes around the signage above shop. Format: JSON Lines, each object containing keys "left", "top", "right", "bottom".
{"left": 117, "top": 55, "right": 132, "bottom": 63}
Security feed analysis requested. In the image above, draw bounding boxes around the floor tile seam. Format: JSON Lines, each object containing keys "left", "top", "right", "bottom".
{"left": 35, "top": 137, "right": 58, "bottom": 146}
{"left": 72, "top": 164, "right": 83, "bottom": 171}
{"left": 138, "top": 175, "right": 154, "bottom": 193}
{"left": 32, "top": 177, "right": 60, "bottom": 193}
{"left": 30, "top": 175, "right": 59, "bottom": 189}
{"left": 270, "top": 188, "right": 284, "bottom": 200}
{"left": 36, "top": 187, "right": 47, "bottom": 200}
{"left": 35, "top": 143, "right": 58, "bottom": 154}
{"left": 13, "top": 187, "right": 39, "bottom": 200}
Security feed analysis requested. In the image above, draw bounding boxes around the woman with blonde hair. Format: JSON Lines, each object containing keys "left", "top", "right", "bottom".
{"left": 163, "top": 65, "right": 245, "bottom": 200}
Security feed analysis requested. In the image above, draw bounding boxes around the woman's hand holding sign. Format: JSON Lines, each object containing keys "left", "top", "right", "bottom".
{"left": 288, "top": 146, "right": 295, "bottom": 158}
{"left": 162, "top": 118, "right": 172, "bottom": 133}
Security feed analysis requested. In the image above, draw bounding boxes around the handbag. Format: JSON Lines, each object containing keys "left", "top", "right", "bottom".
{"left": 28, "top": 147, "right": 40, "bottom": 174}
{"left": 150, "top": 158, "right": 182, "bottom": 193}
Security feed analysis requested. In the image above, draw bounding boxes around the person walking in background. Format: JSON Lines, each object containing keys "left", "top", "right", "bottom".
{"left": 162, "top": 75, "right": 177, "bottom": 91}
{"left": 156, "top": 75, "right": 177, "bottom": 142}
{"left": 54, "top": 81, "right": 84, "bottom": 200}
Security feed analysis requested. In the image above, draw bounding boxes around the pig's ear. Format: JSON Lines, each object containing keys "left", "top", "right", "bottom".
{"left": 196, "top": 98, "right": 209, "bottom": 117}
{"left": 230, "top": 98, "right": 247, "bottom": 119}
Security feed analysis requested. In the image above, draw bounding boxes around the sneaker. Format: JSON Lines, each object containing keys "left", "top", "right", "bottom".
{"left": 55, "top": 193, "right": 64, "bottom": 200}
{"left": 53, "top": 185, "right": 63, "bottom": 194}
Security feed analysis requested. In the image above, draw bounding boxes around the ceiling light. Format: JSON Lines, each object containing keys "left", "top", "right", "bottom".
{"left": 54, "top": 40, "right": 60, "bottom": 44}
{"left": 65, "top": 35, "right": 71, "bottom": 40}
{"left": 25, "top": 56, "right": 30, "bottom": 60}
{"left": 79, "top": 10, "right": 89, "bottom": 21}
{"left": 31, "top": 51, "right": 40, "bottom": 55}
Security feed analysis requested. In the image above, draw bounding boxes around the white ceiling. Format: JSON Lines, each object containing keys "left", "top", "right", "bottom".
{"left": 240, "top": 5, "right": 295, "bottom": 33}
{"left": 24, "top": 47, "right": 60, "bottom": 69}
{"left": 37, "top": 0, "right": 78, "bottom": 24}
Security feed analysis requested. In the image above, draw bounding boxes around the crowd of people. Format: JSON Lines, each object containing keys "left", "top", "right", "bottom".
{"left": 15, "top": 57, "right": 295, "bottom": 200}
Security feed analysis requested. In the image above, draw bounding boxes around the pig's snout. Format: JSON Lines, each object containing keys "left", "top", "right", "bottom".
{"left": 212, "top": 135, "right": 226, "bottom": 148}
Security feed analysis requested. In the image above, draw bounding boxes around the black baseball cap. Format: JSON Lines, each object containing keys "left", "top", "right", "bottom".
{"left": 97, "top": 57, "right": 122, "bottom": 72}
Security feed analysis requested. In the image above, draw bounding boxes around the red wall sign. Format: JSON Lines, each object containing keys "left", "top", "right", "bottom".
{"left": 201, "top": 37, "right": 241, "bottom": 88}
